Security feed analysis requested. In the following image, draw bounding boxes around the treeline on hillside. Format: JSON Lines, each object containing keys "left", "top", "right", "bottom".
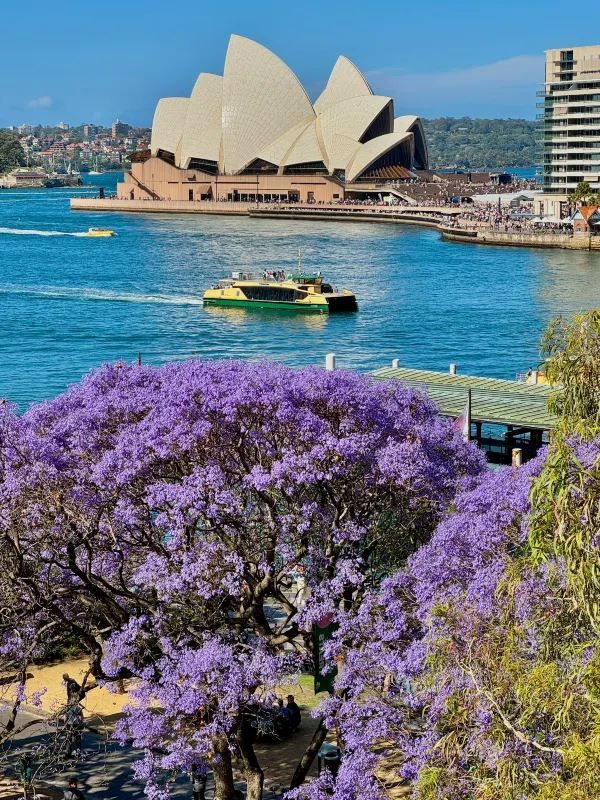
{"left": 0, "top": 131, "right": 25, "bottom": 173}
{"left": 423, "top": 117, "right": 538, "bottom": 170}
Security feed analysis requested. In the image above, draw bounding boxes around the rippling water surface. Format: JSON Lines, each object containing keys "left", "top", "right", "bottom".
{"left": 2, "top": 174, "right": 600, "bottom": 408}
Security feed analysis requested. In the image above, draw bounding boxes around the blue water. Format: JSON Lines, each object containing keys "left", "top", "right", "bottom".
{"left": 1, "top": 174, "right": 600, "bottom": 408}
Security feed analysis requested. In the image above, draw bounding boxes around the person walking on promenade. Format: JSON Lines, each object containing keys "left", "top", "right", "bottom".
{"left": 63, "top": 777, "right": 85, "bottom": 800}
{"left": 62, "top": 674, "right": 82, "bottom": 705}
{"left": 190, "top": 764, "right": 207, "bottom": 800}
{"left": 65, "top": 703, "right": 84, "bottom": 755}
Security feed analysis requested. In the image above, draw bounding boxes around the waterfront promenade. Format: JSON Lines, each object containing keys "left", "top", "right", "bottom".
{"left": 70, "top": 197, "right": 462, "bottom": 224}
{"left": 69, "top": 196, "right": 600, "bottom": 250}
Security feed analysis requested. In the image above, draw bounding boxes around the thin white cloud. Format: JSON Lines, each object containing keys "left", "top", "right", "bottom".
{"left": 27, "top": 95, "right": 53, "bottom": 109}
{"left": 367, "top": 55, "right": 544, "bottom": 117}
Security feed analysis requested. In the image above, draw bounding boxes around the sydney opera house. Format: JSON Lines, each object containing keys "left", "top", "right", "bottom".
{"left": 119, "top": 35, "right": 428, "bottom": 204}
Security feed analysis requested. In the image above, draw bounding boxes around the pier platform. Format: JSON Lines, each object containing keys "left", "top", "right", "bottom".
{"left": 371, "top": 364, "right": 557, "bottom": 463}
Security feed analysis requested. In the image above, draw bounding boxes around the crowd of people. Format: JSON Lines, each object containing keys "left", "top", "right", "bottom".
{"left": 453, "top": 201, "right": 573, "bottom": 234}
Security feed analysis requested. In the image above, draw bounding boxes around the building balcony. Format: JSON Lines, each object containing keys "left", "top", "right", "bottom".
{"left": 545, "top": 146, "right": 600, "bottom": 153}
{"left": 544, "top": 157, "right": 600, "bottom": 167}
{"left": 543, "top": 123, "right": 600, "bottom": 131}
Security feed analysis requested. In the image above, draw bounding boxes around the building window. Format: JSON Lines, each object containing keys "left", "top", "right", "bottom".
{"left": 156, "top": 149, "right": 175, "bottom": 165}
{"left": 241, "top": 159, "right": 278, "bottom": 175}
{"left": 283, "top": 161, "right": 328, "bottom": 175}
{"left": 188, "top": 158, "right": 218, "bottom": 174}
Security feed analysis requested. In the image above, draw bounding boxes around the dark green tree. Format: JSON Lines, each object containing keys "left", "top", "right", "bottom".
{"left": 422, "top": 117, "right": 538, "bottom": 170}
{"left": 0, "top": 132, "right": 25, "bottom": 173}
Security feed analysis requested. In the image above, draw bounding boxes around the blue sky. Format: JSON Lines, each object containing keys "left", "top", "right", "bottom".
{"left": 0, "top": 0, "right": 595, "bottom": 126}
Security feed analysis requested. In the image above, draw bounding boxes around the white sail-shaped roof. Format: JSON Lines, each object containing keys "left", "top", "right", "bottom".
{"left": 317, "top": 95, "right": 392, "bottom": 171}
{"left": 178, "top": 73, "right": 223, "bottom": 168}
{"left": 394, "top": 115, "right": 419, "bottom": 133}
{"left": 150, "top": 98, "right": 189, "bottom": 156}
{"left": 327, "top": 134, "right": 361, "bottom": 171}
{"left": 346, "top": 131, "right": 413, "bottom": 182}
{"left": 314, "top": 56, "right": 372, "bottom": 113}
{"left": 146, "top": 35, "right": 427, "bottom": 177}
{"left": 281, "top": 120, "right": 325, "bottom": 167}
{"left": 395, "top": 115, "right": 428, "bottom": 169}
{"left": 258, "top": 120, "right": 311, "bottom": 166}
{"left": 221, "top": 34, "right": 315, "bottom": 174}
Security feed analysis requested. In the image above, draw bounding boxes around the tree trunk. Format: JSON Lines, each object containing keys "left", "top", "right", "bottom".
{"left": 289, "top": 717, "right": 328, "bottom": 789}
{"left": 237, "top": 724, "right": 264, "bottom": 800}
{"left": 211, "top": 735, "right": 237, "bottom": 800}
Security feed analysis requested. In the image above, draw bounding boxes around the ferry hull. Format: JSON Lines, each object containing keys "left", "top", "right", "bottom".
{"left": 204, "top": 298, "right": 329, "bottom": 312}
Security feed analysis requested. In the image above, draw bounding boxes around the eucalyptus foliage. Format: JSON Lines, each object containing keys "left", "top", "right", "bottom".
{"left": 301, "top": 312, "right": 600, "bottom": 800}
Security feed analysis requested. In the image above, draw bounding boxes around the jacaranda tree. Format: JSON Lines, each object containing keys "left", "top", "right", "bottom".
{"left": 0, "top": 360, "right": 483, "bottom": 800}
{"left": 303, "top": 313, "right": 600, "bottom": 800}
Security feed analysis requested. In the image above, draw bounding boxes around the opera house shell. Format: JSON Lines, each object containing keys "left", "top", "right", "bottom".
{"left": 121, "top": 35, "right": 428, "bottom": 203}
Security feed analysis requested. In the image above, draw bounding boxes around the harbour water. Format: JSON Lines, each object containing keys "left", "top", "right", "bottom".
{"left": 2, "top": 174, "right": 600, "bottom": 409}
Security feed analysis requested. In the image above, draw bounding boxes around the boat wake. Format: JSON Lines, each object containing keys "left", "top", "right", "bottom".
{"left": 0, "top": 285, "right": 204, "bottom": 306}
{"left": 0, "top": 227, "right": 90, "bottom": 237}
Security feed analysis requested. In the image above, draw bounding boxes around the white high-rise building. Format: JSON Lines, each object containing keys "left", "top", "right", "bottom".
{"left": 538, "top": 45, "right": 600, "bottom": 217}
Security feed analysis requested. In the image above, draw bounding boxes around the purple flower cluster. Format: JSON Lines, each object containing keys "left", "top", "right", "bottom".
{"left": 0, "top": 360, "right": 482, "bottom": 797}
{"left": 310, "top": 442, "right": 600, "bottom": 800}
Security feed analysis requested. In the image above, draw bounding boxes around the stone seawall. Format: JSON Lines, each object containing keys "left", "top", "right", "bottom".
{"left": 70, "top": 198, "right": 251, "bottom": 215}
{"left": 441, "top": 227, "right": 600, "bottom": 251}
{"left": 248, "top": 209, "right": 442, "bottom": 227}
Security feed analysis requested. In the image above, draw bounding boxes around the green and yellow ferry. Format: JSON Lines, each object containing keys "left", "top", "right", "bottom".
{"left": 203, "top": 271, "right": 357, "bottom": 313}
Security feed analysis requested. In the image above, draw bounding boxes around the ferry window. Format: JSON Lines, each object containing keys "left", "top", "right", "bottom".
{"left": 242, "top": 286, "right": 301, "bottom": 303}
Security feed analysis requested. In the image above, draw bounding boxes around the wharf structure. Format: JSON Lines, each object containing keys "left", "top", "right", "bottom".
{"left": 536, "top": 44, "right": 600, "bottom": 218}
{"left": 371, "top": 362, "right": 556, "bottom": 465}
{"left": 115, "top": 34, "right": 429, "bottom": 205}
{"left": 0, "top": 168, "right": 81, "bottom": 189}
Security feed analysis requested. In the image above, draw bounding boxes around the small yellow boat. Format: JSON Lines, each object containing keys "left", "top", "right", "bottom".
{"left": 203, "top": 271, "right": 357, "bottom": 313}
{"left": 86, "top": 227, "right": 116, "bottom": 237}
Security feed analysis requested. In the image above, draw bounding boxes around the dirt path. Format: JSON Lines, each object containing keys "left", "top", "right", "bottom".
{"left": 13, "top": 662, "right": 329, "bottom": 793}
{"left": 18, "top": 658, "right": 130, "bottom": 720}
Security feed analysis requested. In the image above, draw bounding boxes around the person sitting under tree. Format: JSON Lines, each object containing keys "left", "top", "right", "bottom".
{"left": 286, "top": 695, "right": 301, "bottom": 730}
{"left": 63, "top": 778, "right": 84, "bottom": 800}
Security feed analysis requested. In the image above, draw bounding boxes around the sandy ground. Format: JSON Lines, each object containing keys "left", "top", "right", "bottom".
{"left": 7, "top": 662, "right": 408, "bottom": 797}
{"left": 18, "top": 658, "right": 131, "bottom": 721}
{"left": 8, "top": 661, "right": 327, "bottom": 793}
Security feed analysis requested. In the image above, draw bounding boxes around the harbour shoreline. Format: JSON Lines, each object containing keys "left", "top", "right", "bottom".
{"left": 441, "top": 226, "right": 600, "bottom": 251}
{"left": 69, "top": 197, "right": 600, "bottom": 250}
